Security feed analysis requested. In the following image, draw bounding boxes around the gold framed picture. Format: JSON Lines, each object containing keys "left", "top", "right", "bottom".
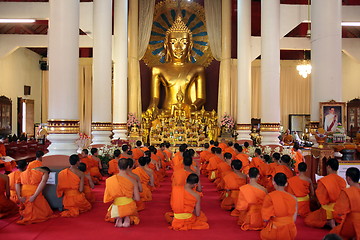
{"left": 320, "top": 101, "right": 346, "bottom": 132}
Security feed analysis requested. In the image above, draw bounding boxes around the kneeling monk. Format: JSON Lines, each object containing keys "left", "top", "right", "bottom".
{"left": 0, "top": 173, "right": 18, "bottom": 218}
{"left": 104, "top": 158, "right": 140, "bottom": 227}
{"left": 166, "top": 173, "right": 209, "bottom": 230}
{"left": 57, "top": 155, "right": 92, "bottom": 217}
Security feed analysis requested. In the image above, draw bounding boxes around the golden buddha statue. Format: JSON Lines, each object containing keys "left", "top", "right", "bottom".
{"left": 146, "top": 16, "right": 206, "bottom": 118}
{"left": 171, "top": 88, "right": 191, "bottom": 119}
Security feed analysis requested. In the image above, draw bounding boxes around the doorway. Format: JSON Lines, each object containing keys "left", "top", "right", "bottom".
{"left": 17, "top": 98, "right": 35, "bottom": 138}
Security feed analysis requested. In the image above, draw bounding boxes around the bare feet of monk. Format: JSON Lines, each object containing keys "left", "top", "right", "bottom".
{"left": 115, "top": 217, "right": 123, "bottom": 227}
{"left": 123, "top": 216, "right": 130, "bottom": 228}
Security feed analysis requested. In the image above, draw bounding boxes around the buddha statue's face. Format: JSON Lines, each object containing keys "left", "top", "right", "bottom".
{"left": 167, "top": 32, "right": 191, "bottom": 62}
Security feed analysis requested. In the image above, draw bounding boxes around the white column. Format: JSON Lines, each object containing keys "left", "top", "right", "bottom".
{"left": 311, "top": 0, "right": 342, "bottom": 122}
{"left": 112, "top": 0, "right": 128, "bottom": 139}
{"left": 91, "top": 0, "right": 113, "bottom": 145}
{"left": 47, "top": 0, "right": 80, "bottom": 155}
{"left": 236, "top": 0, "right": 252, "bottom": 140}
{"left": 260, "top": 0, "right": 281, "bottom": 145}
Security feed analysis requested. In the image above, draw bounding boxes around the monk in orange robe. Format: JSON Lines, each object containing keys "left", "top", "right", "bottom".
{"left": 164, "top": 142, "right": 173, "bottom": 161}
{"left": 150, "top": 146, "right": 166, "bottom": 179}
{"left": 89, "top": 148, "right": 103, "bottom": 181}
{"left": 108, "top": 149, "right": 121, "bottom": 176}
{"left": 286, "top": 162, "right": 314, "bottom": 217}
{"left": 132, "top": 157, "right": 153, "bottom": 201}
{"left": 166, "top": 173, "right": 209, "bottom": 230}
{"left": 219, "top": 139, "right": 228, "bottom": 152}
{"left": 207, "top": 147, "right": 223, "bottom": 181}
{"left": 220, "top": 160, "right": 247, "bottom": 211}
{"left": 172, "top": 144, "right": 187, "bottom": 168}
{"left": 272, "top": 155, "right": 294, "bottom": 179}
{"left": 291, "top": 142, "right": 304, "bottom": 173}
{"left": 216, "top": 152, "right": 233, "bottom": 190}
{"left": 260, "top": 172, "right": 297, "bottom": 240}
{"left": 8, "top": 160, "right": 27, "bottom": 203}
{"left": 157, "top": 143, "right": 169, "bottom": 168}
{"left": 236, "top": 167, "right": 267, "bottom": 230}
{"left": 104, "top": 158, "right": 140, "bottom": 227}
{"left": 141, "top": 143, "right": 149, "bottom": 152}
{"left": 0, "top": 172, "right": 18, "bottom": 218}
{"left": 199, "top": 143, "right": 212, "bottom": 175}
{"left": 282, "top": 129, "right": 294, "bottom": 146}
{"left": 28, "top": 150, "right": 44, "bottom": 170}
{"left": 16, "top": 166, "right": 54, "bottom": 224}
{"left": 78, "top": 163, "right": 95, "bottom": 204}
{"left": 172, "top": 156, "right": 202, "bottom": 192}
{"left": 126, "top": 158, "right": 145, "bottom": 211}
{"left": 249, "top": 149, "right": 272, "bottom": 188}
{"left": 57, "top": 154, "right": 92, "bottom": 217}
{"left": 330, "top": 167, "right": 360, "bottom": 240}
{"left": 132, "top": 140, "right": 145, "bottom": 163}
{"left": 0, "top": 140, "right": 16, "bottom": 173}
{"left": 243, "top": 141, "right": 250, "bottom": 153}
{"left": 80, "top": 149, "right": 102, "bottom": 184}
{"left": 224, "top": 141, "right": 237, "bottom": 158}
{"left": 235, "top": 145, "right": 250, "bottom": 174}
{"left": 304, "top": 158, "right": 346, "bottom": 228}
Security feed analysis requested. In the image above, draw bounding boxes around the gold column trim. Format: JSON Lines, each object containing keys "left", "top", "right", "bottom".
{"left": 236, "top": 124, "right": 251, "bottom": 130}
{"left": 47, "top": 119, "right": 80, "bottom": 134}
{"left": 113, "top": 123, "right": 127, "bottom": 130}
{"left": 91, "top": 122, "right": 113, "bottom": 131}
{"left": 260, "top": 123, "right": 281, "bottom": 132}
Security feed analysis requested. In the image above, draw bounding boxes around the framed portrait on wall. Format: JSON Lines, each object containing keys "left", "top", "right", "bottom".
{"left": 320, "top": 101, "right": 346, "bottom": 132}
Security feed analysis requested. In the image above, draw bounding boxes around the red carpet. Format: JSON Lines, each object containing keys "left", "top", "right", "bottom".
{"left": 0, "top": 172, "right": 329, "bottom": 240}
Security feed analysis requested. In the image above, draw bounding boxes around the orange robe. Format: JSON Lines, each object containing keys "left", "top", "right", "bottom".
{"left": 172, "top": 152, "right": 183, "bottom": 168}
{"left": 17, "top": 169, "right": 54, "bottom": 224}
{"left": 224, "top": 147, "right": 236, "bottom": 157}
{"left": 219, "top": 142, "right": 227, "bottom": 151}
{"left": 166, "top": 186, "right": 209, "bottom": 230}
{"left": 108, "top": 158, "right": 119, "bottom": 176}
{"left": 215, "top": 162, "right": 232, "bottom": 190}
{"left": 207, "top": 155, "right": 222, "bottom": 181}
{"left": 236, "top": 184, "right": 267, "bottom": 230}
{"left": 28, "top": 160, "right": 42, "bottom": 170}
{"left": 0, "top": 144, "right": 15, "bottom": 172}
{"left": 132, "top": 148, "right": 144, "bottom": 161}
{"left": 272, "top": 165, "right": 294, "bottom": 179}
{"left": 8, "top": 170, "right": 21, "bottom": 203}
{"left": 164, "top": 149, "right": 173, "bottom": 161}
{"left": 57, "top": 168, "right": 92, "bottom": 217}
{"left": 220, "top": 172, "right": 247, "bottom": 211}
{"left": 287, "top": 176, "right": 311, "bottom": 217}
{"left": 172, "top": 169, "right": 192, "bottom": 187}
{"left": 304, "top": 173, "right": 346, "bottom": 228}
{"left": 250, "top": 157, "right": 272, "bottom": 189}
{"left": 0, "top": 143, "right": 5, "bottom": 156}
{"left": 103, "top": 175, "right": 139, "bottom": 225}
{"left": 83, "top": 177, "right": 95, "bottom": 204}
{"left": 236, "top": 153, "right": 250, "bottom": 174}
{"left": 127, "top": 173, "right": 145, "bottom": 211}
{"left": 199, "top": 151, "right": 212, "bottom": 175}
{"left": 292, "top": 150, "right": 304, "bottom": 173}
{"left": 132, "top": 167, "right": 152, "bottom": 201}
{"left": 81, "top": 156, "right": 102, "bottom": 183}
{"left": 0, "top": 176, "right": 18, "bottom": 218}
{"left": 330, "top": 186, "right": 360, "bottom": 240}
{"left": 260, "top": 191, "right": 297, "bottom": 240}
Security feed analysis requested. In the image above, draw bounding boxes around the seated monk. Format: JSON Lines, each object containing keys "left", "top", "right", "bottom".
{"left": 8, "top": 160, "right": 27, "bottom": 203}
{"left": 272, "top": 155, "right": 294, "bottom": 179}
{"left": 0, "top": 139, "right": 16, "bottom": 174}
{"left": 126, "top": 158, "right": 145, "bottom": 211}
{"left": 172, "top": 156, "right": 202, "bottom": 192}
{"left": 166, "top": 173, "right": 209, "bottom": 230}
{"left": 108, "top": 149, "right": 121, "bottom": 176}
{"left": 16, "top": 166, "right": 54, "bottom": 224}
{"left": 216, "top": 153, "right": 233, "bottom": 190}
{"left": 157, "top": 143, "right": 170, "bottom": 169}
{"left": 0, "top": 172, "right": 18, "bottom": 218}
{"left": 224, "top": 141, "right": 237, "bottom": 158}
{"left": 219, "top": 139, "right": 227, "bottom": 152}
{"left": 236, "top": 167, "right": 267, "bottom": 230}
{"left": 286, "top": 162, "right": 314, "bottom": 217}
{"left": 132, "top": 140, "right": 145, "bottom": 163}
{"left": 235, "top": 145, "right": 250, "bottom": 174}
{"left": 330, "top": 167, "right": 360, "bottom": 240}
{"left": 27, "top": 150, "right": 44, "bottom": 170}
{"left": 207, "top": 147, "right": 223, "bottom": 182}
{"left": 221, "top": 159, "right": 247, "bottom": 212}
{"left": 57, "top": 154, "right": 92, "bottom": 217}
{"left": 200, "top": 143, "right": 212, "bottom": 175}
{"left": 291, "top": 142, "right": 304, "bottom": 173}
{"left": 164, "top": 142, "right": 173, "bottom": 161}
{"left": 149, "top": 146, "right": 166, "bottom": 179}
{"left": 141, "top": 143, "right": 150, "bottom": 152}
{"left": 80, "top": 149, "right": 101, "bottom": 184}
{"left": 249, "top": 149, "right": 272, "bottom": 189}
{"left": 143, "top": 155, "right": 159, "bottom": 190}
{"left": 260, "top": 173, "right": 297, "bottom": 240}
{"left": 104, "top": 158, "right": 140, "bottom": 227}
{"left": 132, "top": 157, "right": 153, "bottom": 201}
{"left": 172, "top": 144, "right": 187, "bottom": 169}
{"left": 89, "top": 148, "right": 103, "bottom": 182}
{"left": 304, "top": 158, "right": 346, "bottom": 228}
{"left": 78, "top": 163, "right": 95, "bottom": 204}
{"left": 283, "top": 129, "right": 294, "bottom": 146}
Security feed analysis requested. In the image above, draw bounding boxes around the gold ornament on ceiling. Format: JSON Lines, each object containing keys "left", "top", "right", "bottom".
{"left": 143, "top": 0, "right": 213, "bottom": 68}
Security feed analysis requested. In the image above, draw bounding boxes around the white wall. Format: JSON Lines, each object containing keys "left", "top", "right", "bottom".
{"left": 0, "top": 47, "right": 42, "bottom": 135}
{"left": 342, "top": 53, "right": 360, "bottom": 102}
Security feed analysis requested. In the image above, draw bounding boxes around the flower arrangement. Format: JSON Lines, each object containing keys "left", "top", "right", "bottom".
{"left": 75, "top": 133, "right": 91, "bottom": 153}
{"left": 220, "top": 113, "right": 235, "bottom": 129}
{"left": 90, "top": 145, "right": 120, "bottom": 171}
{"left": 127, "top": 113, "right": 140, "bottom": 127}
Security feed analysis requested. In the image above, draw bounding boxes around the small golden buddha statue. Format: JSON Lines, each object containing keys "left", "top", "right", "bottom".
{"left": 171, "top": 88, "right": 191, "bottom": 119}
{"left": 146, "top": 15, "right": 206, "bottom": 118}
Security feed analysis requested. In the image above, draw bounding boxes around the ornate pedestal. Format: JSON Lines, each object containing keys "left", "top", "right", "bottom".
{"left": 310, "top": 147, "right": 334, "bottom": 182}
